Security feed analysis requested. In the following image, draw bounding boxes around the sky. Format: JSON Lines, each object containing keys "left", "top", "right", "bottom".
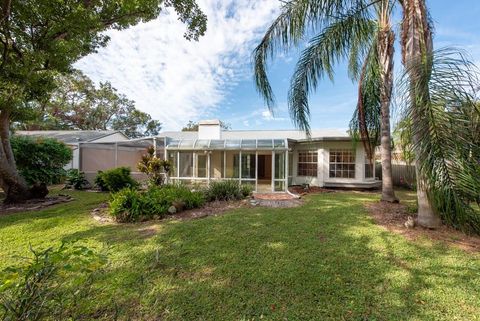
{"left": 76, "top": 0, "right": 480, "bottom": 132}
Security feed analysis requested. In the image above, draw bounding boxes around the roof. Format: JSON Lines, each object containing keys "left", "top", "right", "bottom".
{"left": 166, "top": 138, "right": 289, "bottom": 151}
{"left": 156, "top": 129, "right": 350, "bottom": 141}
{"left": 198, "top": 119, "right": 221, "bottom": 125}
{"left": 16, "top": 130, "right": 127, "bottom": 143}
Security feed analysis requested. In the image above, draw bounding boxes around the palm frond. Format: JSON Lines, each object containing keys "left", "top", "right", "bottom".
{"left": 253, "top": 0, "right": 375, "bottom": 109}
{"left": 288, "top": 12, "right": 376, "bottom": 134}
{"left": 398, "top": 47, "right": 480, "bottom": 232}
{"left": 349, "top": 39, "right": 381, "bottom": 160}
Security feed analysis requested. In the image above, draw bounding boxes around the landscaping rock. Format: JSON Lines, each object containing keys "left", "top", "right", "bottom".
{"left": 168, "top": 205, "right": 177, "bottom": 214}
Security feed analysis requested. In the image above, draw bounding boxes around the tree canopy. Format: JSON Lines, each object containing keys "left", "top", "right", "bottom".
{"left": 0, "top": 0, "right": 207, "bottom": 203}
{"left": 15, "top": 71, "right": 162, "bottom": 138}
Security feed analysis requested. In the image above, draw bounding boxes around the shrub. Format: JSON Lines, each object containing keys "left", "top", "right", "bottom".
{"left": 109, "top": 187, "right": 145, "bottom": 222}
{"left": 94, "top": 171, "right": 109, "bottom": 191}
{"left": 205, "top": 180, "right": 251, "bottom": 201}
{"left": 240, "top": 184, "right": 254, "bottom": 198}
{"left": 109, "top": 184, "right": 205, "bottom": 223}
{"left": 137, "top": 146, "right": 173, "bottom": 186}
{"left": 94, "top": 167, "right": 138, "bottom": 192}
{"left": 0, "top": 243, "right": 106, "bottom": 321}
{"left": 66, "top": 169, "right": 90, "bottom": 190}
{"left": 11, "top": 135, "right": 72, "bottom": 185}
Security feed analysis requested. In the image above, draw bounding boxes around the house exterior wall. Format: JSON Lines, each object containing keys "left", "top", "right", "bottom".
{"left": 290, "top": 141, "right": 374, "bottom": 187}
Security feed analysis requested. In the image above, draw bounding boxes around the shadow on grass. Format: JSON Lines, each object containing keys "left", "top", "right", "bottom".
{"left": 51, "top": 192, "right": 480, "bottom": 321}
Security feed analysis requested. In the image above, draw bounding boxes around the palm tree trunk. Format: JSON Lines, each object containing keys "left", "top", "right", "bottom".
{"left": 0, "top": 110, "right": 31, "bottom": 203}
{"left": 378, "top": 25, "right": 398, "bottom": 203}
{"left": 400, "top": 0, "right": 442, "bottom": 228}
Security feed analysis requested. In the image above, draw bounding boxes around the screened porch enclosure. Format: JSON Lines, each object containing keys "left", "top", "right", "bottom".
{"left": 166, "top": 139, "right": 289, "bottom": 192}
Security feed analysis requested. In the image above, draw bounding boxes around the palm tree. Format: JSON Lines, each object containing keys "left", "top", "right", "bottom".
{"left": 253, "top": 0, "right": 399, "bottom": 202}
{"left": 399, "top": 0, "right": 480, "bottom": 232}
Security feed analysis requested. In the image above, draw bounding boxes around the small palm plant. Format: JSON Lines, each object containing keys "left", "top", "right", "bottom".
{"left": 137, "top": 146, "right": 172, "bottom": 186}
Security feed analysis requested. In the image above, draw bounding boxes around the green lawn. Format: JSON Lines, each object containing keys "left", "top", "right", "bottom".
{"left": 1, "top": 189, "right": 479, "bottom": 320}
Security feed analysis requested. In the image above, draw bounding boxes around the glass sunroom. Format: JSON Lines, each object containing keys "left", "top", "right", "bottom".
{"left": 165, "top": 138, "right": 289, "bottom": 192}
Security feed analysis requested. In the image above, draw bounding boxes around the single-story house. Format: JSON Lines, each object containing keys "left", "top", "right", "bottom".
{"left": 16, "top": 130, "right": 129, "bottom": 170}
{"left": 19, "top": 122, "right": 380, "bottom": 193}
{"left": 152, "top": 120, "right": 380, "bottom": 193}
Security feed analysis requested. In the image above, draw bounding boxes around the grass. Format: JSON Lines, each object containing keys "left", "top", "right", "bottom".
{"left": 1, "top": 189, "right": 479, "bottom": 320}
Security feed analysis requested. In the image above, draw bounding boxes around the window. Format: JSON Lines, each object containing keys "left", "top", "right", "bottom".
{"left": 241, "top": 153, "right": 256, "bottom": 179}
{"left": 329, "top": 149, "right": 355, "bottom": 178}
{"left": 297, "top": 151, "right": 318, "bottom": 176}
{"left": 178, "top": 152, "right": 193, "bottom": 177}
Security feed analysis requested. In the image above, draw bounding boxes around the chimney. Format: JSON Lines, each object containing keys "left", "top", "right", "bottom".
{"left": 198, "top": 119, "right": 221, "bottom": 139}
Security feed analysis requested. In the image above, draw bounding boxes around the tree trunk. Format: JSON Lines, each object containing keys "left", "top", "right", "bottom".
{"left": 400, "top": 0, "right": 441, "bottom": 228}
{"left": 378, "top": 26, "right": 398, "bottom": 203}
{"left": 0, "top": 110, "right": 32, "bottom": 203}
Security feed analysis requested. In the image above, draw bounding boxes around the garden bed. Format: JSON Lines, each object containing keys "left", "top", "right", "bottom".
{"left": 92, "top": 199, "right": 251, "bottom": 224}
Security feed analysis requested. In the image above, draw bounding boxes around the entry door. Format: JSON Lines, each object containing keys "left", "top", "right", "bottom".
{"left": 257, "top": 155, "right": 272, "bottom": 180}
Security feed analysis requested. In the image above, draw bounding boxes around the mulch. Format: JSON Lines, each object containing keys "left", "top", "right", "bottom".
{"left": 288, "top": 185, "right": 335, "bottom": 197}
{"left": 0, "top": 194, "right": 74, "bottom": 215}
{"left": 91, "top": 199, "right": 252, "bottom": 224}
{"left": 366, "top": 201, "right": 480, "bottom": 253}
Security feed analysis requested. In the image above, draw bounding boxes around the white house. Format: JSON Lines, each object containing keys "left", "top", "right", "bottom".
{"left": 153, "top": 120, "right": 380, "bottom": 192}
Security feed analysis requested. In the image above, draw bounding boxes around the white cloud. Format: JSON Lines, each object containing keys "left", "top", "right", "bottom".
{"left": 75, "top": 0, "right": 280, "bottom": 130}
{"left": 261, "top": 109, "right": 274, "bottom": 120}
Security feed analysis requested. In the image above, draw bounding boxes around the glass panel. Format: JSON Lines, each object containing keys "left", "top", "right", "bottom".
{"left": 274, "top": 152, "right": 285, "bottom": 179}
{"left": 167, "top": 140, "right": 180, "bottom": 148}
{"left": 210, "top": 140, "right": 225, "bottom": 148}
{"left": 274, "top": 181, "right": 285, "bottom": 191}
{"left": 197, "top": 154, "right": 207, "bottom": 178}
{"left": 288, "top": 152, "right": 293, "bottom": 176}
{"left": 225, "top": 151, "right": 240, "bottom": 178}
{"left": 210, "top": 151, "right": 224, "bottom": 178}
{"left": 241, "top": 153, "right": 256, "bottom": 179}
{"left": 365, "top": 163, "right": 373, "bottom": 178}
{"left": 179, "top": 140, "right": 195, "bottom": 148}
{"left": 241, "top": 139, "right": 256, "bottom": 149}
{"left": 179, "top": 152, "right": 193, "bottom": 177}
{"left": 257, "top": 139, "right": 273, "bottom": 148}
{"left": 168, "top": 152, "right": 177, "bottom": 177}
{"left": 225, "top": 140, "right": 241, "bottom": 149}
{"left": 273, "top": 139, "right": 286, "bottom": 148}
{"left": 241, "top": 180, "right": 255, "bottom": 187}
{"left": 195, "top": 140, "right": 210, "bottom": 148}
{"left": 297, "top": 150, "right": 318, "bottom": 177}
{"left": 329, "top": 149, "right": 356, "bottom": 178}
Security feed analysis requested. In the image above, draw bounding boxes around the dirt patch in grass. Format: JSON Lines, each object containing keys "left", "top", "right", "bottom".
{"left": 288, "top": 185, "right": 336, "bottom": 197}
{"left": 0, "top": 194, "right": 74, "bottom": 215}
{"left": 168, "top": 200, "right": 250, "bottom": 220}
{"left": 366, "top": 201, "right": 480, "bottom": 253}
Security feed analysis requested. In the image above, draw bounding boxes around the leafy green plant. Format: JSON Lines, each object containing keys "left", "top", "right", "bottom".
{"left": 137, "top": 146, "right": 172, "bottom": 186}
{"left": 94, "top": 171, "right": 109, "bottom": 191}
{"left": 240, "top": 184, "right": 254, "bottom": 198}
{"left": 205, "top": 180, "right": 250, "bottom": 201}
{"left": 109, "top": 188, "right": 145, "bottom": 222}
{"left": 11, "top": 136, "right": 72, "bottom": 186}
{"left": 94, "top": 167, "right": 138, "bottom": 192}
{"left": 0, "top": 243, "right": 106, "bottom": 321}
{"left": 65, "top": 169, "right": 90, "bottom": 190}
{"left": 109, "top": 184, "right": 205, "bottom": 223}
